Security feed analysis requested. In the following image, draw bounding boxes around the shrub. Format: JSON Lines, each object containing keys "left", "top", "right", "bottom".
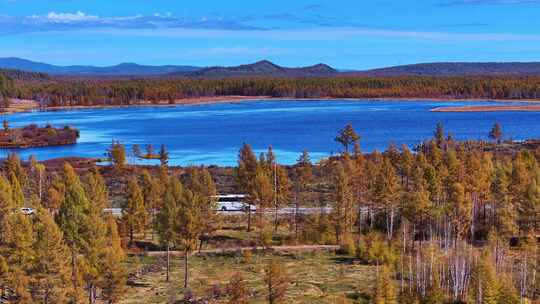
{"left": 242, "top": 250, "right": 252, "bottom": 264}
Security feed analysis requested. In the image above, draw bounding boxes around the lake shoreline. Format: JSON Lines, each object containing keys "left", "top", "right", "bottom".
{"left": 3, "top": 96, "right": 540, "bottom": 114}
{"left": 431, "top": 105, "right": 540, "bottom": 112}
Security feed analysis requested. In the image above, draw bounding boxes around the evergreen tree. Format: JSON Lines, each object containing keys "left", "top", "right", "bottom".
{"left": 265, "top": 259, "right": 289, "bottom": 304}
{"left": 6, "top": 153, "right": 26, "bottom": 186}
{"left": 31, "top": 208, "right": 72, "bottom": 304}
{"left": 434, "top": 122, "right": 445, "bottom": 148}
{"left": 108, "top": 141, "right": 127, "bottom": 172}
{"left": 122, "top": 176, "right": 146, "bottom": 245}
{"left": 373, "top": 265, "right": 397, "bottom": 304}
{"left": 335, "top": 123, "right": 360, "bottom": 154}
{"left": 84, "top": 169, "right": 109, "bottom": 210}
{"left": 156, "top": 177, "right": 182, "bottom": 282}
{"left": 492, "top": 165, "right": 517, "bottom": 240}
{"left": 472, "top": 252, "right": 499, "bottom": 304}
{"left": 250, "top": 165, "right": 274, "bottom": 238}
{"left": 373, "top": 158, "right": 401, "bottom": 240}
{"left": 448, "top": 182, "right": 472, "bottom": 240}
{"left": 55, "top": 163, "right": 91, "bottom": 302}
{"left": 176, "top": 188, "right": 203, "bottom": 289}
{"left": 83, "top": 175, "right": 108, "bottom": 304}
{"left": 273, "top": 164, "right": 290, "bottom": 232}
{"left": 141, "top": 169, "right": 161, "bottom": 239}
{"left": 159, "top": 144, "right": 169, "bottom": 168}
{"left": 236, "top": 143, "right": 258, "bottom": 231}
{"left": 330, "top": 161, "right": 355, "bottom": 244}
{"left": 9, "top": 172, "right": 24, "bottom": 208}
{"left": 100, "top": 216, "right": 127, "bottom": 304}
{"left": 5, "top": 212, "right": 34, "bottom": 302}
{"left": 184, "top": 167, "right": 218, "bottom": 251}
{"left": 489, "top": 122, "right": 503, "bottom": 143}
{"left": 45, "top": 173, "right": 65, "bottom": 212}
{"left": 0, "top": 174, "right": 14, "bottom": 245}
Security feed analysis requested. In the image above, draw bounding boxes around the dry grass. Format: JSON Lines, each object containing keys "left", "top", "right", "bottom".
{"left": 121, "top": 252, "right": 377, "bottom": 304}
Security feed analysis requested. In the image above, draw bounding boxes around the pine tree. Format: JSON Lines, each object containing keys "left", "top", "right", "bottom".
{"left": 331, "top": 161, "right": 355, "bottom": 244}
{"left": 0, "top": 256, "right": 9, "bottom": 300}
{"left": 108, "top": 141, "right": 127, "bottom": 172}
{"left": 100, "top": 216, "right": 127, "bottom": 304}
{"left": 84, "top": 169, "right": 109, "bottom": 210}
{"left": 159, "top": 144, "right": 169, "bottom": 167}
{"left": 265, "top": 259, "right": 289, "bottom": 304}
{"left": 434, "top": 122, "right": 445, "bottom": 148}
{"left": 489, "top": 122, "right": 503, "bottom": 143}
{"left": 250, "top": 165, "right": 274, "bottom": 239}
{"left": 5, "top": 212, "right": 34, "bottom": 302}
{"left": 335, "top": 123, "right": 360, "bottom": 154}
{"left": 373, "top": 265, "right": 397, "bottom": 304}
{"left": 122, "top": 176, "right": 146, "bottom": 245}
{"left": 373, "top": 158, "right": 401, "bottom": 240}
{"left": 9, "top": 172, "right": 24, "bottom": 208}
{"left": 55, "top": 163, "right": 91, "bottom": 302}
{"left": 236, "top": 143, "right": 258, "bottom": 231}
{"left": 273, "top": 164, "right": 290, "bottom": 233}
{"left": 156, "top": 177, "right": 182, "bottom": 282}
{"left": 83, "top": 175, "right": 108, "bottom": 304}
{"left": 448, "top": 182, "right": 472, "bottom": 240}
{"left": 141, "top": 169, "right": 161, "bottom": 239}
{"left": 176, "top": 188, "right": 203, "bottom": 289}
{"left": 472, "top": 252, "right": 499, "bottom": 304}
{"left": 6, "top": 153, "right": 26, "bottom": 186}
{"left": 523, "top": 178, "right": 540, "bottom": 234}
{"left": 184, "top": 167, "right": 218, "bottom": 251}
{"left": 31, "top": 207, "right": 72, "bottom": 304}
{"left": 45, "top": 173, "right": 65, "bottom": 212}
{"left": 0, "top": 174, "right": 14, "bottom": 245}
{"left": 294, "top": 150, "right": 312, "bottom": 242}
{"left": 492, "top": 165, "right": 517, "bottom": 240}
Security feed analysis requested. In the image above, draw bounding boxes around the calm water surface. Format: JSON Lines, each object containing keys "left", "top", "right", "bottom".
{"left": 1, "top": 99, "right": 539, "bottom": 166}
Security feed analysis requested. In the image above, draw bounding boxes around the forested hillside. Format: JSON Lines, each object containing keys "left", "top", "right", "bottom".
{"left": 0, "top": 73, "right": 13, "bottom": 107}
{"left": 10, "top": 76, "right": 540, "bottom": 107}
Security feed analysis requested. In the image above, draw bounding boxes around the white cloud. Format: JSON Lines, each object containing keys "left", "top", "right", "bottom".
{"left": 45, "top": 11, "right": 99, "bottom": 22}
{"left": 0, "top": 11, "right": 259, "bottom": 35}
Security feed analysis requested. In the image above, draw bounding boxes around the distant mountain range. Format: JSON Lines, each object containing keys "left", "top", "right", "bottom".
{"left": 3, "top": 57, "right": 540, "bottom": 77}
{"left": 188, "top": 60, "right": 338, "bottom": 77}
{"left": 360, "top": 62, "right": 540, "bottom": 76}
{"left": 0, "top": 57, "right": 200, "bottom": 76}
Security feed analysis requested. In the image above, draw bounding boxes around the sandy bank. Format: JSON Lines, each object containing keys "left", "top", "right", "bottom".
{"left": 431, "top": 105, "right": 540, "bottom": 112}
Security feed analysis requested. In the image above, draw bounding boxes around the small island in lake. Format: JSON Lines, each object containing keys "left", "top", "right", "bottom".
{"left": 0, "top": 122, "right": 79, "bottom": 148}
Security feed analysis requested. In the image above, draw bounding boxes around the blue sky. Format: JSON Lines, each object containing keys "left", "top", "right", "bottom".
{"left": 1, "top": 0, "right": 540, "bottom": 69}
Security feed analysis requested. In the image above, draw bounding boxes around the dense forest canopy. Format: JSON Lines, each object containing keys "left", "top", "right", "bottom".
{"left": 0, "top": 73, "right": 13, "bottom": 107}
{"left": 6, "top": 75, "right": 540, "bottom": 107}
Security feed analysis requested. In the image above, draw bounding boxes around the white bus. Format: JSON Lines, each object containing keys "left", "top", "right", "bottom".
{"left": 214, "top": 194, "right": 256, "bottom": 212}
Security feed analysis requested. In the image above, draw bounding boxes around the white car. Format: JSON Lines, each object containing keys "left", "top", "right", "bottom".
{"left": 20, "top": 207, "right": 36, "bottom": 215}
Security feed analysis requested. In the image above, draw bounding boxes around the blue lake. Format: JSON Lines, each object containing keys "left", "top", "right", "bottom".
{"left": 1, "top": 99, "right": 539, "bottom": 166}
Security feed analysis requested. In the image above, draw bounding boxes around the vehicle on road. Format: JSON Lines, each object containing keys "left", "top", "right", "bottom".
{"left": 20, "top": 207, "right": 36, "bottom": 215}
{"left": 214, "top": 194, "right": 256, "bottom": 212}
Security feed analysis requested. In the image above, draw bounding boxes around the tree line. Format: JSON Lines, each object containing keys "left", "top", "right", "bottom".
{"left": 7, "top": 75, "right": 540, "bottom": 107}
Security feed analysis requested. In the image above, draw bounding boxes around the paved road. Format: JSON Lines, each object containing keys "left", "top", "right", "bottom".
{"left": 104, "top": 207, "right": 334, "bottom": 217}
{"left": 143, "top": 244, "right": 340, "bottom": 257}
